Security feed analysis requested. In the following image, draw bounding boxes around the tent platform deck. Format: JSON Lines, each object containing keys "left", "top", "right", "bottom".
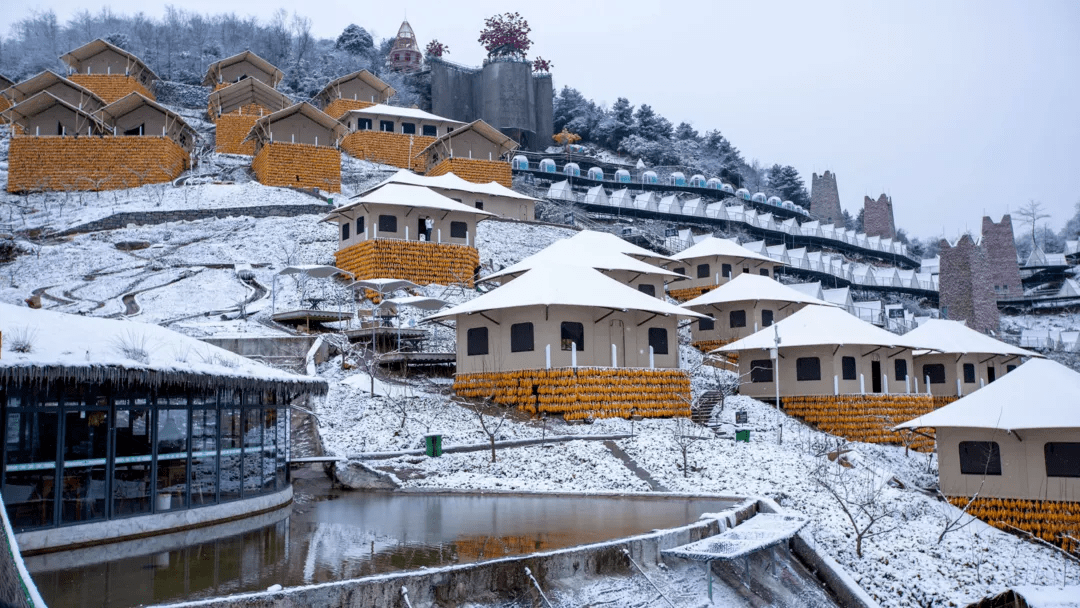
{"left": 345, "top": 327, "right": 429, "bottom": 342}
{"left": 376, "top": 352, "right": 456, "bottom": 367}
{"left": 271, "top": 309, "right": 352, "bottom": 325}
{"left": 662, "top": 512, "right": 809, "bottom": 562}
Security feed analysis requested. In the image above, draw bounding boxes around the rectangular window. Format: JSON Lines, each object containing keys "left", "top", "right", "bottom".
{"left": 923, "top": 363, "right": 946, "bottom": 384}
{"left": 510, "top": 323, "right": 534, "bottom": 353}
{"left": 963, "top": 363, "right": 976, "bottom": 383}
{"left": 474, "top": 201, "right": 484, "bottom": 210}
{"left": 759, "top": 268, "right": 769, "bottom": 277}
{"left": 761, "top": 309, "right": 774, "bottom": 327}
{"left": 380, "top": 120, "right": 394, "bottom": 132}
{"left": 987, "top": 366, "right": 996, "bottom": 383}
{"left": 637, "top": 284, "right": 656, "bottom": 297}
{"left": 378, "top": 214, "right": 397, "bottom": 233}
{"left": 401, "top": 122, "right": 416, "bottom": 134}
{"left": 447, "top": 126, "right": 455, "bottom": 134}
{"left": 729, "top": 310, "right": 746, "bottom": 328}
{"left": 467, "top": 327, "right": 489, "bottom": 356}
{"left": 1045, "top": 442, "right": 1080, "bottom": 478}
{"left": 356, "top": 216, "right": 365, "bottom": 235}
{"left": 796, "top": 357, "right": 821, "bottom": 381}
{"left": 357, "top": 118, "right": 372, "bottom": 130}
{"left": 450, "top": 221, "right": 468, "bottom": 238}
{"left": 674, "top": 267, "right": 686, "bottom": 276}
{"left": 842, "top": 356, "right": 857, "bottom": 380}
{"left": 958, "top": 441, "right": 1002, "bottom": 475}
{"left": 422, "top": 125, "right": 437, "bottom": 137}
{"left": 697, "top": 263, "right": 710, "bottom": 279}
{"left": 750, "top": 360, "right": 774, "bottom": 383}
{"left": 698, "top": 315, "right": 714, "bottom": 331}
{"left": 341, "top": 222, "right": 350, "bottom": 240}
{"left": 561, "top": 322, "right": 584, "bottom": 351}
{"left": 721, "top": 263, "right": 732, "bottom": 278}
{"left": 1006, "top": 364, "right": 1017, "bottom": 373}
{"left": 742, "top": 267, "right": 750, "bottom": 275}
{"left": 648, "top": 328, "right": 669, "bottom": 355}
{"left": 895, "top": 359, "right": 908, "bottom": 381}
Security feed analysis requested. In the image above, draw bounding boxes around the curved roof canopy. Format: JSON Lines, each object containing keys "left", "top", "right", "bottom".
{"left": 202, "top": 50, "right": 284, "bottom": 87}
{"left": 681, "top": 274, "right": 837, "bottom": 310}
{"left": 0, "top": 71, "right": 105, "bottom": 111}
{"left": 314, "top": 69, "right": 394, "bottom": 104}
{"left": 207, "top": 78, "right": 292, "bottom": 118}
{"left": 717, "top": 305, "right": 922, "bottom": 353}
{"left": 342, "top": 103, "right": 463, "bottom": 126}
{"left": 566, "top": 230, "right": 676, "bottom": 265}
{"left": 368, "top": 169, "right": 537, "bottom": 202}
{"left": 323, "top": 183, "right": 496, "bottom": 223}
{"left": 671, "top": 236, "right": 778, "bottom": 265}
{"left": 480, "top": 236, "right": 684, "bottom": 284}
{"left": 60, "top": 39, "right": 158, "bottom": 83}
{"left": 903, "top": 319, "right": 1041, "bottom": 358}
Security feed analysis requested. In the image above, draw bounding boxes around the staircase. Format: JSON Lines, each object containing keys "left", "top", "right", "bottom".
{"left": 691, "top": 390, "right": 725, "bottom": 426}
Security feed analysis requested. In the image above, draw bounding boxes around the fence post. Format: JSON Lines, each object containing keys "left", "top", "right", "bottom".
{"left": 925, "top": 376, "right": 931, "bottom": 396}
{"left": 883, "top": 375, "right": 889, "bottom": 395}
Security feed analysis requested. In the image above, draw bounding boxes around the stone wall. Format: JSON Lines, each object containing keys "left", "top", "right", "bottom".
{"left": 426, "top": 157, "right": 512, "bottom": 187}
{"left": 938, "top": 235, "right": 999, "bottom": 333}
{"left": 59, "top": 203, "right": 332, "bottom": 235}
{"left": 862, "top": 193, "right": 896, "bottom": 239}
{"left": 7, "top": 136, "right": 189, "bottom": 193}
{"left": 981, "top": 215, "right": 1023, "bottom": 301}
{"left": 339, "top": 131, "right": 434, "bottom": 171}
{"left": 322, "top": 98, "right": 375, "bottom": 120}
{"left": 67, "top": 74, "right": 154, "bottom": 103}
{"left": 810, "top": 171, "right": 844, "bottom": 226}
{"left": 334, "top": 239, "right": 479, "bottom": 287}
{"left": 251, "top": 142, "right": 340, "bottom": 192}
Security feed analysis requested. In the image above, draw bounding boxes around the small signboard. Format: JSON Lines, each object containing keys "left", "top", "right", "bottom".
{"left": 735, "top": 411, "right": 748, "bottom": 424}
{"left": 665, "top": 227, "right": 679, "bottom": 237}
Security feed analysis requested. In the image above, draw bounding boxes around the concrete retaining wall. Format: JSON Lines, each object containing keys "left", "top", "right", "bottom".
{"left": 59, "top": 203, "right": 332, "bottom": 235}
{"left": 202, "top": 335, "right": 330, "bottom": 367}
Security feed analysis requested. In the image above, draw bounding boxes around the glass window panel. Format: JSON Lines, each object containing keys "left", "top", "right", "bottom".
{"left": 3, "top": 411, "right": 59, "bottom": 530}
{"left": 276, "top": 408, "right": 288, "bottom": 488}
{"left": 796, "top": 357, "right": 821, "bottom": 381}
{"left": 263, "top": 409, "right": 277, "bottom": 491}
{"left": 1045, "top": 442, "right": 1080, "bottom": 478}
{"left": 220, "top": 409, "right": 242, "bottom": 502}
{"left": 155, "top": 409, "right": 189, "bottom": 512}
{"left": 113, "top": 407, "right": 152, "bottom": 517}
{"left": 243, "top": 409, "right": 263, "bottom": 495}
{"left": 190, "top": 409, "right": 218, "bottom": 507}
{"left": 958, "top": 441, "right": 1002, "bottom": 475}
{"left": 62, "top": 410, "right": 108, "bottom": 524}
{"left": 923, "top": 364, "right": 946, "bottom": 384}
{"left": 561, "top": 322, "right": 584, "bottom": 352}
{"left": 750, "top": 360, "right": 774, "bottom": 383}
{"left": 842, "top": 357, "right": 857, "bottom": 380}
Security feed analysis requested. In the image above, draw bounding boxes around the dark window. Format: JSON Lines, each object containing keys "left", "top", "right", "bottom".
{"left": 380, "top": 120, "right": 394, "bottom": 132}
{"left": 467, "top": 327, "right": 489, "bottom": 356}
{"left": 356, "top": 216, "right": 365, "bottom": 235}
{"left": 963, "top": 363, "right": 976, "bottom": 383}
{"left": 510, "top": 323, "right": 534, "bottom": 353}
{"left": 697, "top": 263, "right": 710, "bottom": 279}
{"left": 124, "top": 123, "right": 144, "bottom": 136}
{"left": 401, "top": 122, "right": 416, "bottom": 134}
{"left": 742, "top": 267, "right": 750, "bottom": 275}
{"left": 729, "top": 310, "right": 746, "bottom": 328}
{"left": 958, "top": 441, "right": 1002, "bottom": 475}
{"left": 57, "top": 121, "right": 64, "bottom": 135}
{"left": 895, "top": 359, "right": 908, "bottom": 381}
{"left": 750, "top": 360, "right": 774, "bottom": 383}
{"left": 721, "top": 263, "right": 732, "bottom": 278}
{"left": 1045, "top": 443, "right": 1080, "bottom": 478}
{"left": 698, "top": 315, "right": 714, "bottom": 331}
{"left": 648, "top": 328, "right": 669, "bottom": 355}
{"left": 674, "top": 267, "right": 686, "bottom": 276}
{"left": 796, "top": 357, "right": 821, "bottom": 381}
{"left": 759, "top": 268, "right": 769, "bottom": 277}
{"left": 422, "top": 125, "right": 437, "bottom": 137}
{"left": 341, "top": 222, "right": 350, "bottom": 240}
{"left": 987, "top": 366, "right": 996, "bottom": 383}
{"left": 561, "top": 322, "right": 584, "bottom": 351}
{"left": 378, "top": 214, "right": 397, "bottom": 232}
{"left": 761, "top": 309, "right": 774, "bottom": 327}
{"left": 447, "top": 126, "right": 454, "bottom": 134}
{"left": 1006, "top": 364, "right": 1017, "bottom": 373}
{"left": 923, "top": 363, "right": 946, "bottom": 384}
{"left": 842, "top": 356, "right": 857, "bottom": 380}
{"left": 357, "top": 118, "right": 372, "bottom": 131}
{"left": 474, "top": 201, "right": 484, "bottom": 210}
{"left": 450, "top": 221, "right": 468, "bottom": 238}
{"left": 637, "top": 284, "right": 656, "bottom": 297}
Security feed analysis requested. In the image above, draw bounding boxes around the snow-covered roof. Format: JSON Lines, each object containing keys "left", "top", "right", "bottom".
{"left": 480, "top": 234, "right": 684, "bottom": 283}
{"left": 822, "top": 287, "right": 851, "bottom": 306}
{"left": 562, "top": 230, "right": 676, "bottom": 264}
{"left": 896, "top": 359, "right": 1080, "bottom": 431}
{"left": 202, "top": 49, "right": 283, "bottom": 87}
{"left": 717, "top": 305, "right": 921, "bottom": 353}
{"left": 681, "top": 274, "right": 837, "bottom": 310}
{"left": 341, "top": 103, "right": 463, "bottom": 125}
{"left": 902, "top": 319, "right": 1040, "bottom": 358}
{"left": 427, "top": 264, "right": 706, "bottom": 322}
{"left": 670, "top": 236, "right": 777, "bottom": 265}
{"left": 0, "top": 303, "right": 326, "bottom": 395}
{"left": 787, "top": 281, "right": 824, "bottom": 300}
{"left": 60, "top": 38, "right": 158, "bottom": 82}
{"left": 368, "top": 169, "right": 536, "bottom": 202}
{"left": 349, "top": 278, "right": 420, "bottom": 293}
{"left": 278, "top": 265, "right": 349, "bottom": 278}
{"left": 323, "top": 183, "right": 496, "bottom": 221}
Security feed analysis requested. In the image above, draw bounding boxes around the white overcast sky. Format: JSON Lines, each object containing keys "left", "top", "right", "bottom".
{"left": 4, "top": 1, "right": 1078, "bottom": 239}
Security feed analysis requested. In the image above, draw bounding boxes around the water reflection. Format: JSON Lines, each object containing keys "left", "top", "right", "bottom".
{"left": 29, "top": 474, "right": 736, "bottom": 608}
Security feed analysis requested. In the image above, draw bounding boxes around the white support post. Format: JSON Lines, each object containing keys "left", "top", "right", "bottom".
{"left": 315, "top": 135, "right": 319, "bottom": 146}
{"left": 571, "top": 345, "right": 577, "bottom": 368}
{"left": 833, "top": 375, "right": 839, "bottom": 396}
{"left": 437, "top": 229, "right": 441, "bottom": 243}
{"left": 649, "top": 346, "right": 655, "bottom": 369}
{"left": 754, "top": 323, "right": 758, "bottom": 332}
{"left": 957, "top": 378, "right": 962, "bottom": 397}
{"left": 373, "top": 223, "right": 377, "bottom": 239}
{"left": 860, "top": 374, "right": 865, "bottom": 395}
{"left": 545, "top": 344, "right": 551, "bottom": 369}
{"left": 905, "top": 376, "right": 911, "bottom": 394}
{"left": 466, "top": 232, "right": 470, "bottom": 247}
{"left": 405, "top": 226, "right": 409, "bottom": 241}
{"left": 883, "top": 375, "right": 889, "bottom": 395}
{"left": 925, "top": 376, "right": 931, "bottom": 396}
{"left": 611, "top": 344, "right": 617, "bottom": 368}
{"left": 291, "top": 133, "right": 295, "bottom": 143}
{"left": 980, "top": 378, "right": 985, "bottom": 388}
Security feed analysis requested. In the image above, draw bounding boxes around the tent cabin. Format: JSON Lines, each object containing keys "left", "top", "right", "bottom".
{"left": 564, "top": 162, "right": 581, "bottom": 177}
{"left": 418, "top": 119, "right": 519, "bottom": 187}
{"left": 896, "top": 358, "right": 1080, "bottom": 551}
{"left": 587, "top": 166, "right": 604, "bottom": 181}
{"left": 566, "top": 229, "right": 677, "bottom": 268}
{"left": 0, "top": 303, "right": 326, "bottom": 552}
{"left": 681, "top": 274, "right": 836, "bottom": 352}
{"left": 366, "top": 169, "right": 536, "bottom": 221}
{"left": 0, "top": 71, "right": 106, "bottom": 117}
{"left": 478, "top": 230, "right": 685, "bottom": 298}
{"left": 59, "top": 39, "right": 158, "bottom": 102}
{"left": 323, "top": 183, "right": 493, "bottom": 288}
{"left": 428, "top": 264, "right": 705, "bottom": 420}
{"left": 0, "top": 74, "right": 13, "bottom": 90}
{"left": 97, "top": 92, "right": 198, "bottom": 155}
{"left": 615, "top": 169, "right": 631, "bottom": 183}
{"left": 585, "top": 185, "right": 610, "bottom": 206}
{"left": 202, "top": 50, "right": 284, "bottom": 90}
{"left": 312, "top": 70, "right": 395, "bottom": 118}
{"left": 902, "top": 319, "right": 1040, "bottom": 397}
{"left": 206, "top": 78, "right": 293, "bottom": 154}
{"left": 340, "top": 104, "right": 464, "bottom": 171}
{"left": 244, "top": 103, "right": 347, "bottom": 192}
{"left": 2, "top": 92, "right": 110, "bottom": 138}
{"left": 547, "top": 180, "right": 575, "bottom": 201}
{"left": 666, "top": 236, "right": 781, "bottom": 302}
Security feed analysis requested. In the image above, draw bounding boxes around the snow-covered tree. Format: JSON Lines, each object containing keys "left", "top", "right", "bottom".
{"left": 592, "top": 97, "right": 635, "bottom": 150}
{"left": 632, "top": 104, "right": 673, "bottom": 141}
{"left": 674, "top": 122, "right": 699, "bottom": 140}
{"left": 335, "top": 24, "right": 373, "bottom": 56}
{"left": 767, "top": 164, "right": 810, "bottom": 208}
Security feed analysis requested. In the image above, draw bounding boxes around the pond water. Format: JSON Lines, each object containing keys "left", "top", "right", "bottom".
{"left": 27, "top": 469, "right": 739, "bottom": 608}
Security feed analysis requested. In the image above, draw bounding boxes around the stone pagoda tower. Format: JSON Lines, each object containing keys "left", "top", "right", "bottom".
{"left": 387, "top": 20, "right": 423, "bottom": 72}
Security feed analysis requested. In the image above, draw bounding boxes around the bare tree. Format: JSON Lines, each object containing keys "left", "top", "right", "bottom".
{"left": 814, "top": 460, "right": 900, "bottom": 558}
{"left": 456, "top": 398, "right": 511, "bottom": 463}
{"left": 1015, "top": 199, "right": 1051, "bottom": 250}
{"left": 671, "top": 416, "right": 703, "bottom": 478}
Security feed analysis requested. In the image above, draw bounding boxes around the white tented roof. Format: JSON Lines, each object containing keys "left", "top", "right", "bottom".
{"left": 342, "top": 103, "right": 463, "bottom": 124}
{"left": 670, "top": 236, "right": 777, "bottom": 265}
{"left": 903, "top": 319, "right": 1041, "bottom": 358}
{"left": 323, "top": 183, "right": 496, "bottom": 221}
{"left": 369, "top": 169, "right": 536, "bottom": 201}
{"left": 681, "top": 274, "right": 837, "bottom": 310}
{"left": 787, "top": 281, "right": 825, "bottom": 300}
{"left": 717, "top": 305, "right": 921, "bottom": 353}
{"left": 427, "top": 264, "right": 706, "bottom": 322}
{"left": 896, "top": 359, "right": 1080, "bottom": 431}
{"left": 480, "top": 235, "right": 683, "bottom": 283}
{"left": 565, "top": 230, "right": 676, "bottom": 264}
{"left": 548, "top": 180, "right": 575, "bottom": 200}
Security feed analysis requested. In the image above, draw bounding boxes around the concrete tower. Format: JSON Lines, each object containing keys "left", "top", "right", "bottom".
{"left": 863, "top": 194, "right": 896, "bottom": 239}
{"left": 938, "top": 235, "right": 999, "bottom": 334}
{"left": 387, "top": 20, "right": 423, "bottom": 72}
{"left": 981, "top": 215, "right": 1023, "bottom": 301}
{"left": 810, "top": 171, "right": 844, "bottom": 226}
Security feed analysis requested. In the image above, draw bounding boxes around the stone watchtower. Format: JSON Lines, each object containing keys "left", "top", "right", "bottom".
{"left": 938, "top": 235, "right": 999, "bottom": 334}
{"left": 981, "top": 215, "right": 1023, "bottom": 301}
{"left": 810, "top": 171, "right": 844, "bottom": 226}
{"left": 862, "top": 194, "right": 896, "bottom": 239}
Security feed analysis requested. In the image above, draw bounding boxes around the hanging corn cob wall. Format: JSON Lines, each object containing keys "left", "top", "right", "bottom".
{"left": 0, "top": 97, "right": 11, "bottom": 123}
{"left": 781, "top": 394, "right": 956, "bottom": 451}
{"left": 251, "top": 142, "right": 340, "bottom": 192}
{"left": 68, "top": 75, "right": 154, "bottom": 103}
{"left": 692, "top": 338, "right": 735, "bottom": 354}
{"left": 335, "top": 239, "right": 480, "bottom": 288}
{"left": 453, "top": 368, "right": 693, "bottom": 420}
{"left": 7, "top": 136, "right": 189, "bottom": 193}
{"left": 340, "top": 131, "right": 436, "bottom": 171}
{"left": 213, "top": 104, "right": 268, "bottom": 154}
{"left": 323, "top": 99, "right": 376, "bottom": 120}
{"left": 948, "top": 496, "right": 1080, "bottom": 554}
{"left": 426, "top": 158, "right": 512, "bottom": 188}
{"left": 668, "top": 285, "right": 718, "bottom": 303}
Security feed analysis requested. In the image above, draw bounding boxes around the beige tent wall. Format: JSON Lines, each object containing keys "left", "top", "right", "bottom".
{"left": 689, "top": 299, "right": 812, "bottom": 345}
{"left": 342, "top": 113, "right": 457, "bottom": 136}
{"left": 18, "top": 105, "right": 95, "bottom": 136}
{"left": 215, "top": 63, "right": 277, "bottom": 86}
{"left": 324, "top": 79, "right": 386, "bottom": 105}
{"left": 667, "top": 254, "right": 775, "bottom": 300}
{"left": 435, "top": 188, "right": 534, "bottom": 222}
{"left": 265, "top": 113, "right": 336, "bottom": 147}
{"left": 68, "top": 49, "right": 134, "bottom": 75}
{"left": 735, "top": 344, "right": 915, "bottom": 399}
{"left": 332, "top": 202, "right": 479, "bottom": 249}
{"left": 912, "top": 353, "right": 1022, "bottom": 398}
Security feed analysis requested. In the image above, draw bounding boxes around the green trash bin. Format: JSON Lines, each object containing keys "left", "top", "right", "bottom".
{"left": 424, "top": 434, "right": 443, "bottom": 457}
{"left": 735, "top": 429, "right": 751, "bottom": 443}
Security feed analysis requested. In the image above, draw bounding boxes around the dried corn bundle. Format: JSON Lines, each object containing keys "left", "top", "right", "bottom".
{"left": 781, "top": 394, "right": 956, "bottom": 451}
{"left": 426, "top": 158, "right": 512, "bottom": 188}
{"left": 323, "top": 99, "right": 376, "bottom": 120}
{"left": 340, "top": 131, "right": 436, "bottom": 171}
{"left": 668, "top": 285, "right": 717, "bottom": 303}
{"left": 214, "top": 112, "right": 261, "bottom": 155}
{"left": 948, "top": 496, "right": 1080, "bottom": 554}
{"left": 7, "top": 136, "right": 189, "bottom": 193}
{"left": 68, "top": 75, "right": 153, "bottom": 103}
{"left": 251, "top": 142, "right": 340, "bottom": 192}
{"left": 691, "top": 339, "right": 736, "bottom": 354}
{"left": 335, "top": 239, "right": 480, "bottom": 288}
{"left": 0, "top": 97, "right": 11, "bottom": 124}
{"left": 453, "top": 367, "right": 693, "bottom": 421}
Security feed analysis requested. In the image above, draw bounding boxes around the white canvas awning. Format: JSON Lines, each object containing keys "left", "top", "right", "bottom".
{"left": 323, "top": 183, "right": 497, "bottom": 222}
{"left": 903, "top": 319, "right": 1041, "bottom": 358}
{"left": 681, "top": 274, "right": 837, "bottom": 310}
{"left": 671, "top": 236, "right": 777, "bottom": 265}
{"left": 717, "top": 305, "right": 921, "bottom": 353}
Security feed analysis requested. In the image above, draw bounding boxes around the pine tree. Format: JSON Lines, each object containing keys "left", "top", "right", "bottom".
{"left": 633, "top": 104, "right": 673, "bottom": 141}
{"left": 594, "top": 97, "right": 634, "bottom": 150}
{"left": 766, "top": 164, "right": 810, "bottom": 207}
{"left": 335, "top": 24, "right": 373, "bottom": 56}
{"left": 674, "top": 122, "right": 698, "bottom": 140}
